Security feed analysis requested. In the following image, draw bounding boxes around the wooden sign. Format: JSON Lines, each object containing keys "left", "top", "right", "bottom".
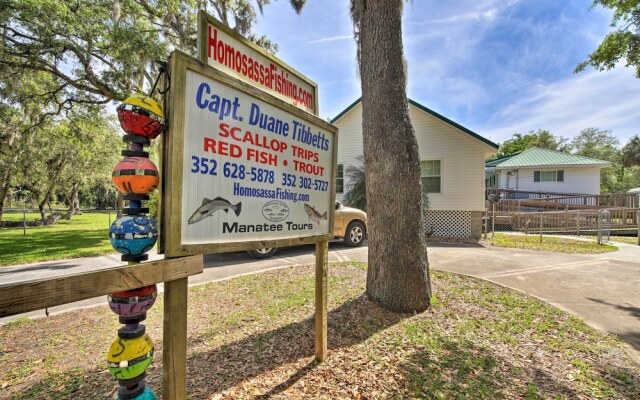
{"left": 197, "top": 11, "right": 318, "bottom": 115}
{"left": 161, "top": 51, "right": 337, "bottom": 257}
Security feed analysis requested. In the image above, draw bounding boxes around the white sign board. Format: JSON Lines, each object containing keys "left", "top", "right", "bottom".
{"left": 162, "top": 52, "right": 337, "bottom": 256}
{"left": 198, "top": 11, "right": 318, "bottom": 115}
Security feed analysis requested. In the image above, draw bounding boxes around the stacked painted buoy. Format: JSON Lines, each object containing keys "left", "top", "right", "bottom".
{"left": 107, "top": 93, "right": 165, "bottom": 400}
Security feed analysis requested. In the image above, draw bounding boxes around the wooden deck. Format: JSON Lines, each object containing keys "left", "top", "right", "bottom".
{"left": 486, "top": 189, "right": 640, "bottom": 233}
{"left": 490, "top": 208, "right": 637, "bottom": 233}
{"left": 487, "top": 188, "right": 639, "bottom": 209}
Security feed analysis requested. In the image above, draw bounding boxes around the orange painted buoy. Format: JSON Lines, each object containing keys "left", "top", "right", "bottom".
{"left": 112, "top": 157, "right": 159, "bottom": 194}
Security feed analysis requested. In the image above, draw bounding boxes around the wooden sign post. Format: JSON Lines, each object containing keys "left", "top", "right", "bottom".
{"left": 315, "top": 240, "right": 328, "bottom": 361}
{"left": 163, "top": 277, "right": 189, "bottom": 399}
{"left": 160, "top": 47, "right": 338, "bottom": 392}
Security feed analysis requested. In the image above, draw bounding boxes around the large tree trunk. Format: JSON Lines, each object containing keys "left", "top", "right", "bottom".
{"left": 0, "top": 168, "right": 12, "bottom": 222}
{"left": 116, "top": 192, "right": 124, "bottom": 217}
{"left": 68, "top": 182, "right": 81, "bottom": 215}
{"left": 354, "top": 0, "right": 431, "bottom": 312}
{"left": 0, "top": 128, "right": 21, "bottom": 222}
{"left": 38, "top": 157, "right": 67, "bottom": 225}
{"left": 38, "top": 201, "right": 47, "bottom": 223}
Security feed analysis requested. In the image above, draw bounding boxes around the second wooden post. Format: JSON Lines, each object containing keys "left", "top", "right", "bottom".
{"left": 163, "top": 277, "right": 189, "bottom": 399}
{"left": 315, "top": 240, "right": 328, "bottom": 361}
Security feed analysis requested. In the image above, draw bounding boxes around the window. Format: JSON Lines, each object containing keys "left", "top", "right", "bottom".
{"left": 336, "top": 164, "right": 344, "bottom": 193}
{"left": 486, "top": 172, "right": 499, "bottom": 188}
{"left": 421, "top": 160, "right": 441, "bottom": 193}
{"left": 534, "top": 170, "right": 564, "bottom": 182}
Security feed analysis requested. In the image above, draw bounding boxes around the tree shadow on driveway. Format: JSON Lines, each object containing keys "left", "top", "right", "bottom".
{"left": 587, "top": 297, "right": 640, "bottom": 352}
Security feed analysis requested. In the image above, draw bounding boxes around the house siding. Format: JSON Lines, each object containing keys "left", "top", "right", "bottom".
{"left": 410, "top": 107, "right": 487, "bottom": 212}
{"left": 336, "top": 103, "right": 364, "bottom": 200}
{"left": 334, "top": 102, "right": 493, "bottom": 239}
{"left": 498, "top": 167, "right": 601, "bottom": 194}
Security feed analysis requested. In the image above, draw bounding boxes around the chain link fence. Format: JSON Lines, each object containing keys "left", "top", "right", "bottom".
{"left": 0, "top": 209, "right": 117, "bottom": 235}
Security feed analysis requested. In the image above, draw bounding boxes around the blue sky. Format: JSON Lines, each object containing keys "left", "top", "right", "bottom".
{"left": 252, "top": 0, "right": 640, "bottom": 146}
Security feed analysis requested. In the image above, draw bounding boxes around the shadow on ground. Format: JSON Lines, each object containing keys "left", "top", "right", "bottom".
{"left": 587, "top": 298, "right": 640, "bottom": 322}
{"left": 587, "top": 297, "right": 640, "bottom": 352}
{"left": 6, "top": 294, "right": 401, "bottom": 399}
{"left": 182, "top": 294, "right": 406, "bottom": 397}
{"left": 399, "top": 337, "right": 585, "bottom": 399}
{"left": 202, "top": 242, "right": 367, "bottom": 269}
{"left": 0, "top": 261, "right": 85, "bottom": 275}
{"left": 7, "top": 292, "right": 640, "bottom": 399}
{"left": 426, "top": 240, "right": 484, "bottom": 248}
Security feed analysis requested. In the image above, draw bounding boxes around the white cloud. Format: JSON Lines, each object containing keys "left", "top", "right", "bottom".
{"left": 416, "top": 0, "right": 519, "bottom": 25}
{"left": 427, "top": 8, "right": 498, "bottom": 24}
{"left": 403, "top": 0, "right": 523, "bottom": 110}
{"left": 484, "top": 66, "right": 640, "bottom": 143}
{"left": 307, "top": 35, "right": 352, "bottom": 44}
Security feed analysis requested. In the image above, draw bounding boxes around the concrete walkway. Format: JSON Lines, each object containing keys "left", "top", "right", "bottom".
{"left": 1, "top": 240, "right": 638, "bottom": 361}
{"left": 431, "top": 241, "right": 640, "bottom": 362}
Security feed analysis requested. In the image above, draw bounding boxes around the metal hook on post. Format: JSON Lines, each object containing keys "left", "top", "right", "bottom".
{"left": 149, "top": 60, "right": 170, "bottom": 97}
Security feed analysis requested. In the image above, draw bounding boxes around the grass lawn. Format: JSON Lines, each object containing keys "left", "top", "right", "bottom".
{"left": 1, "top": 212, "right": 42, "bottom": 223}
{"left": 607, "top": 236, "right": 639, "bottom": 245}
{"left": 1, "top": 263, "right": 638, "bottom": 399}
{"left": 572, "top": 235, "right": 639, "bottom": 246}
{"left": 0, "top": 212, "right": 118, "bottom": 267}
{"left": 485, "top": 233, "right": 619, "bottom": 254}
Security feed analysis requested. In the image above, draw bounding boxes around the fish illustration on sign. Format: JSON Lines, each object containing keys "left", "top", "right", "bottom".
{"left": 304, "top": 204, "right": 327, "bottom": 225}
{"left": 188, "top": 196, "right": 242, "bottom": 225}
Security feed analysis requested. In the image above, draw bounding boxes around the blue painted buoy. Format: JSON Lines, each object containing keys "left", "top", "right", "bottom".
{"left": 109, "top": 215, "right": 158, "bottom": 256}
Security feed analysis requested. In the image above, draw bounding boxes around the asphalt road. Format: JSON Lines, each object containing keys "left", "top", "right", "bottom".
{"left": 0, "top": 242, "right": 368, "bottom": 323}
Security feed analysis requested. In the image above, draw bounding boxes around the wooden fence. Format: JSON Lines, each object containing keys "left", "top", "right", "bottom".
{"left": 487, "top": 188, "right": 586, "bottom": 200}
{"left": 490, "top": 208, "right": 638, "bottom": 234}
{"left": 487, "top": 188, "right": 639, "bottom": 209}
{"left": 0, "top": 256, "right": 204, "bottom": 399}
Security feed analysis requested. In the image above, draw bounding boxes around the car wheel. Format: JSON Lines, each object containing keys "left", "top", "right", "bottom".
{"left": 344, "top": 221, "right": 365, "bottom": 247}
{"left": 246, "top": 248, "right": 277, "bottom": 259}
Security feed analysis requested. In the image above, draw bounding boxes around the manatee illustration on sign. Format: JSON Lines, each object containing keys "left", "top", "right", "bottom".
{"left": 188, "top": 196, "right": 242, "bottom": 224}
{"left": 304, "top": 204, "right": 327, "bottom": 225}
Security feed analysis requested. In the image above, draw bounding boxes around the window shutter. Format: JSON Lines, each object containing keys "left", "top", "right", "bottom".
{"left": 534, "top": 171, "right": 540, "bottom": 182}
{"left": 557, "top": 170, "right": 564, "bottom": 182}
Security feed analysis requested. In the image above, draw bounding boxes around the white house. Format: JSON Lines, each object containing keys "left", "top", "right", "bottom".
{"left": 332, "top": 98, "right": 498, "bottom": 240}
{"left": 485, "top": 147, "right": 611, "bottom": 195}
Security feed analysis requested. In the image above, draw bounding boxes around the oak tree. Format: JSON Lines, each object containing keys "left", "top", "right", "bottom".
{"left": 576, "top": 0, "right": 640, "bottom": 77}
{"left": 351, "top": 0, "right": 431, "bottom": 312}
{"left": 491, "top": 130, "right": 569, "bottom": 160}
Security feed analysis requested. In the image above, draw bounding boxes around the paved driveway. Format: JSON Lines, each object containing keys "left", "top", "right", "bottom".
{"left": 430, "top": 242, "right": 640, "bottom": 362}
{"left": 1, "top": 241, "right": 638, "bottom": 361}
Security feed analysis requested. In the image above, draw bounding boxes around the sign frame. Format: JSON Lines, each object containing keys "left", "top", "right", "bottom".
{"left": 160, "top": 51, "right": 337, "bottom": 258}
{"left": 197, "top": 11, "right": 319, "bottom": 116}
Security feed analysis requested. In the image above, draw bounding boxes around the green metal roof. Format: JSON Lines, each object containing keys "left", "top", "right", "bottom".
{"left": 485, "top": 153, "right": 517, "bottom": 168}
{"left": 331, "top": 98, "right": 499, "bottom": 150}
{"left": 486, "top": 147, "right": 611, "bottom": 168}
